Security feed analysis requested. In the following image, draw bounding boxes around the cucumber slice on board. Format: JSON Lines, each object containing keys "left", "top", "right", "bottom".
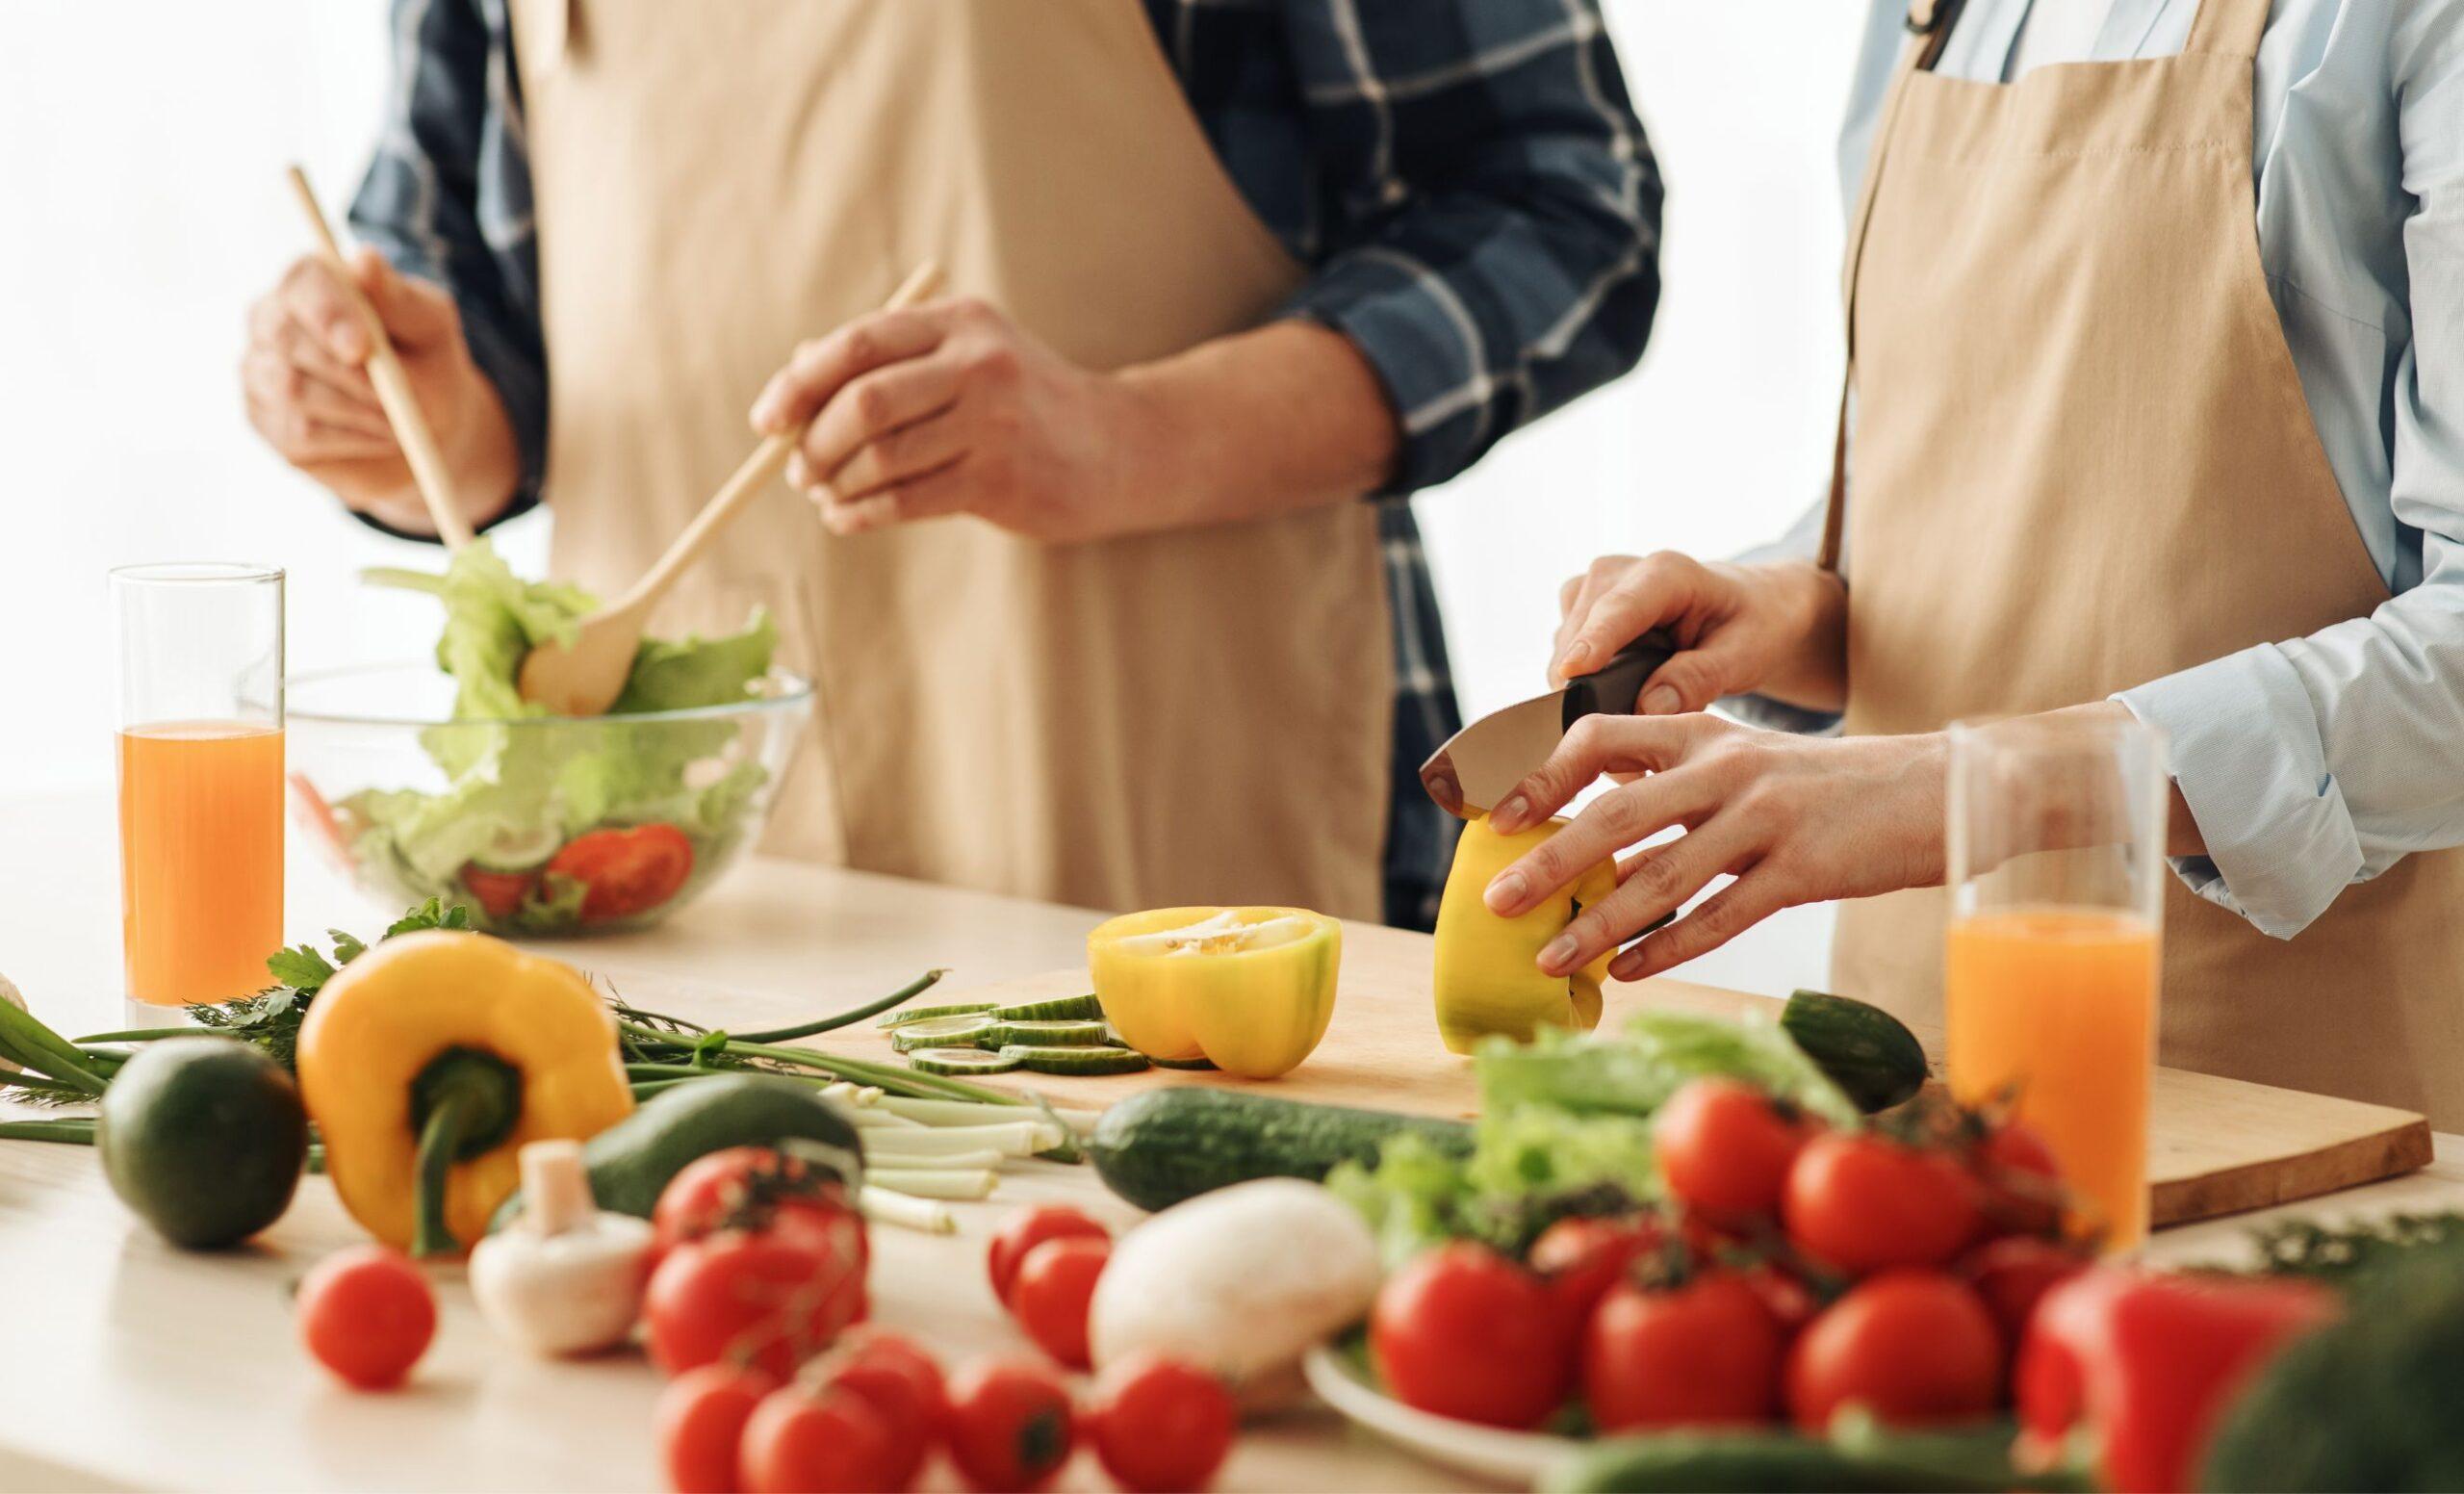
{"left": 909, "top": 1048, "right": 1022, "bottom": 1075}
{"left": 878, "top": 1001, "right": 998, "bottom": 1030}
{"left": 1002, "top": 1045, "right": 1151, "bottom": 1076}
{"left": 981, "top": 1019, "right": 1114, "bottom": 1047}
{"left": 1150, "top": 1054, "right": 1219, "bottom": 1070}
{"left": 990, "top": 993, "right": 1104, "bottom": 1023}
{"left": 889, "top": 1016, "right": 996, "bottom": 1053}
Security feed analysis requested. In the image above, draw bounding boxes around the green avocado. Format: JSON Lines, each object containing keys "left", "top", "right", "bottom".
{"left": 98, "top": 1038, "right": 309, "bottom": 1249}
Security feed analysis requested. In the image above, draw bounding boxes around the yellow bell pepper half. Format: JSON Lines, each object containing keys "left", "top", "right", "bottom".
{"left": 1089, "top": 907, "right": 1342, "bottom": 1079}
{"left": 296, "top": 930, "right": 635, "bottom": 1255}
{"left": 1432, "top": 814, "right": 1620, "bottom": 1054}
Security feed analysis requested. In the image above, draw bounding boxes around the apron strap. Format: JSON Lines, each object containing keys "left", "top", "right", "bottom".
{"left": 2185, "top": 0, "right": 2272, "bottom": 58}
{"left": 1820, "top": 5, "right": 1944, "bottom": 571}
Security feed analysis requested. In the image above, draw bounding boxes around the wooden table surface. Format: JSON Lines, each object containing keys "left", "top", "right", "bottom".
{"left": 0, "top": 788, "right": 2456, "bottom": 1493}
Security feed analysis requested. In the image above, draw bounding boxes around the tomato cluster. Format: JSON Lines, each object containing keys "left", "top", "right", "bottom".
{"left": 1368, "top": 1079, "right": 2090, "bottom": 1437}
{"left": 644, "top": 1147, "right": 873, "bottom": 1381}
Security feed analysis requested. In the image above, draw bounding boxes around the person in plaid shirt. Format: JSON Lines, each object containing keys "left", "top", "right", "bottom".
{"left": 242, "top": 0, "right": 1660, "bottom": 931}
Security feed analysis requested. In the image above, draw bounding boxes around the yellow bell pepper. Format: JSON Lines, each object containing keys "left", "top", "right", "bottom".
{"left": 1432, "top": 814, "right": 1619, "bottom": 1054}
{"left": 1089, "top": 907, "right": 1341, "bottom": 1079}
{"left": 296, "top": 930, "right": 634, "bottom": 1255}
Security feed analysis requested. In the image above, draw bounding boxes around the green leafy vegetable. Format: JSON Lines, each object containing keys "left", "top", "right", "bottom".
{"left": 1477, "top": 1011, "right": 1859, "bottom": 1128}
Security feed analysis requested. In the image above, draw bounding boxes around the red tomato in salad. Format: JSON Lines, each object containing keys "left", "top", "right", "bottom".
{"left": 1786, "top": 1271, "right": 2003, "bottom": 1430}
{"left": 1976, "top": 1120, "right": 2066, "bottom": 1237}
{"left": 549, "top": 822, "right": 695, "bottom": 923}
{"left": 1010, "top": 1235, "right": 1110, "bottom": 1370}
{"left": 944, "top": 1358, "right": 1076, "bottom": 1493}
{"left": 652, "top": 1146, "right": 863, "bottom": 1260}
{"left": 1584, "top": 1274, "right": 1785, "bottom": 1432}
{"left": 818, "top": 1327, "right": 946, "bottom": 1491}
{"left": 1087, "top": 1353, "right": 1238, "bottom": 1494}
{"left": 655, "top": 1363, "right": 775, "bottom": 1493}
{"left": 644, "top": 1218, "right": 870, "bottom": 1380}
{"left": 740, "top": 1383, "right": 896, "bottom": 1494}
{"left": 1528, "top": 1214, "right": 1670, "bottom": 1330}
{"left": 1654, "top": 1079, "right": 1813, "bottom": 1222}
{"left": 457, "top": 863, "right": 539, "bottom": 921}
{"left": 1961, "top": 1235, "right": 2089, "bottom": 1344}
{"left": 296, "top": 1245, "right": 436, "bottom": 1390}
{"left": 986, "top": 1204, "right": 1109, "bottom": 1309}
{"left": 1370, "top": 1243, "right": 1572, "bottom": 1430}
{"left": 1784, "top": 1132, "right": 1984, "bottom": 1274}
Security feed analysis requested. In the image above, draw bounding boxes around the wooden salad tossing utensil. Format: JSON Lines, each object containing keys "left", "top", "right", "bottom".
{"left": 284, "top": 165, "right": 475, "bottom": 552}
{"left": 515, "top": 260, "right": 947, "bottom": 717}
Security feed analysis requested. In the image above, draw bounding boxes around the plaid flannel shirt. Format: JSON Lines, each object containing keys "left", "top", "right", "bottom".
{"left": 351, "top": 0, "right": 1662, "bottom": 930}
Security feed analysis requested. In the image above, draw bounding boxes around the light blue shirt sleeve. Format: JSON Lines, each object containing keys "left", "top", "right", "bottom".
{"left": 1797, "top": 0, "right": 2464, "bottom": 940}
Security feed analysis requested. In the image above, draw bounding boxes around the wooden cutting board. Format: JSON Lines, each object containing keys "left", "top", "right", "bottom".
{"left": 808, "top": 920, "right": 2431, "bottom": 1229}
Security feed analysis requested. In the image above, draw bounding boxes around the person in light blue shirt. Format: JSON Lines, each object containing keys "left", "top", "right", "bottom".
{"left": 1456, "top": 0, "right": 2464, "bottom": 1111}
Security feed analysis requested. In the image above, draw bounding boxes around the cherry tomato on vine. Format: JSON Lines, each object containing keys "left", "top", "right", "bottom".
{"left": 644, "top": 1223, "right": 870, "bottom": 1380}
{"left": 1784, "top": 1132, "right": 1984, "bottom": 1273}
{"left": 820, "top": 1327, "right": 946, "bottom": 1492}
{"left": 655, "top": 1364, "right": 775, "bottom": 1493}
{"left": 651, "top": 1146, "right": 864, "bottom": 1261}
{"left": 1584, "top": 1274, "right": 1784, "bottom": 1432}
{"left": 1011, "top": 1235, "right": 1110, "bottom": 1370}
{"left": 1961, "top": 1235, "right": 2088, "bottom": 1343}
{"left": 740, "top": 1383, "right": 897, "bottom": 1494}
{"left": 1785, "top": 1271, "right": 2003, "bottom": 1430}
{"left": 1371, "top": 1242, "right": 1571, "bottom": 1430}
{"left": 987, "top": 1204, "right": 1109, "bottom": 1309}
{"left": 1975, "top": 1121, "right": 2066, "bottom": 1237}
{"left": 1528, "top": 1214, "right": 1669, "bottom": 1330}
{"left": 1655, "top": 1079, "right": 1813, "bottom": 1222}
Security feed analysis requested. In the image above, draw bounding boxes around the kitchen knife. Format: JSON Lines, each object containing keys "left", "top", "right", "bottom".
{"left": 1419, "top": 634, "right": 1676, "bottom": 818}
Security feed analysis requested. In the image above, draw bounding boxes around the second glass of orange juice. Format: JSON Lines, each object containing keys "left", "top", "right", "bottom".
{"left": 1944, "top": 714, "right": 2165, "bottom": 1251}
{"left": 113, "top": 564, "right": 285, "bottom": 1016}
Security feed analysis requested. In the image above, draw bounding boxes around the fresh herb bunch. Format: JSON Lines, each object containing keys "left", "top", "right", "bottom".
{"left": 2246, "top": 1210, "right": 2464, "bottom": 1286}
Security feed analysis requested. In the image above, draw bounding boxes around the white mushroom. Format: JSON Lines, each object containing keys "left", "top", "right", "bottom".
{"left": 468, "top": 1140, "right": 653, "bottom": 1356}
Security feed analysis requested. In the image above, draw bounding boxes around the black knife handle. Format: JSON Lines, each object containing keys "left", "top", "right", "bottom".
{"left": 1560, "top": 633, "right": 1677, "bottom": 731}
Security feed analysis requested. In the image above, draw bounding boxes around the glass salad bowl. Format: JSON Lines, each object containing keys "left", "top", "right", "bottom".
{"left": 285, "top": 661, "right": 811, "bottom": 936}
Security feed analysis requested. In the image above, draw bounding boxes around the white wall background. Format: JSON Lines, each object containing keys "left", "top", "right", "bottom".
{"left": 0, "top": 0, "right": 1860, "bottom": 996}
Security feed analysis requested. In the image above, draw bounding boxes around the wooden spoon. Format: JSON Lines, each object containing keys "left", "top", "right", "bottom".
{"left": 516, "top": 260, "right": 947, "bottom": 717}
{"left": 284, "top": 165, "right": 474, "bottom": 552}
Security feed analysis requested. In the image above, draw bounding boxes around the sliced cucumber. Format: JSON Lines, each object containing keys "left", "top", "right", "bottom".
{"left": 889, "top": 1016, "right": 996, "bottom": 1053}
{"left": 470, "top": 824, "right": 565, "bottom": 873}
{"left": 878, "top": 1001, "right": 997, "bottom": 1030}
{"left": 909, "top": 1047, "right": 1021, "bottom": 1076}
{"left": 981, "top": 1019, "right": 1114, "bottom": 1047}
{"left": 990, "top": 993, "right": 1104, "bottom": 1023}
{"left": 1002, "top": 1045, "right": 1151, "bottom": 1076}
{"left": 1150, "top": 1054, "right": 1219, "bottom": 1071}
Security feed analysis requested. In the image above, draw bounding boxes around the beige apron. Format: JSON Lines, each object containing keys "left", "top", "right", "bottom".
{"left": 505, "top": 0, "right": 1392, "bottom": 921}
{"left": 1823, "top": 0, "right": 2464, "bottom": 1124}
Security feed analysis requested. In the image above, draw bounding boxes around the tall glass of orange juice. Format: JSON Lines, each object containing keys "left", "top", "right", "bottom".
{"left": 112, "top": 564, "right": 285, "bottom": 1016}
{"left": 1945, "top": 714, "right": 2166, "bottom": 1251}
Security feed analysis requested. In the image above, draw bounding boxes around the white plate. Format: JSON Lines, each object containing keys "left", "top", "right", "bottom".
{"left": 1301, "top": 1342, "right": 1582, "bottom": 1487}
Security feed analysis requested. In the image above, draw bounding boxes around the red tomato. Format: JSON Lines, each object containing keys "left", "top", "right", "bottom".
{"left": 1786, "top": 1271, "right": 2003, "bottom": 1430}
{"left": 653, "top": 1146, "right": 864, "bottom": 1261}
{"left": 1010, "top": 1235, "right": 1110, "bottom": 1370}
{"left": 741, "top": 1384, "right": 896, "bottom": 1494}
{"left": 457, "top": 863, "right": 538, "bottom": 921}
{"left": 1655, "top": 1079, "right": 1813, "bottom": 1222}
{"left": 1087, "top": 1353, "right": 1239, "bottom": 1494}
{"left": 986, "top": 1204, "right": 1109, "bottom": 1309}
{"left": 1583, "top": 1275, "right": 1784, "bottom": 1432}
{"left": 1961, "top": 1236, "right": 2089, "bottom": 1345}
{"left": 1371, "top": 1243, "right": 1572, "bottom": 1430}
{"left": 1528, "top": 1214, "right": 1669, "bottom": 1329}
{"left": 944, "top": 1358, "right": 1075, "bottom": 1494}
{"left": 1976, "top": 1121, "right": 2066, "bottom": 1237}
{"left": 655, "top": 1364, "right": 775, "bottom": 1493}
{"left": 548, "top": 822, "right": 695, "bottom": 923}
{"left": 1740, "top": 1263, "right": 1820, "bottom": 1338}
{"left": 818, "top": 1327, "right": 946, "bottom": 1491}
{"left": 1784, "top": 1132, "right": 1985, "bottom": 1274}
{"left": 295, "top": 1246, "right": 435, "bottom": 1390}
{"left": 644, "top": 1222, "right": 870, "bottom": 1380}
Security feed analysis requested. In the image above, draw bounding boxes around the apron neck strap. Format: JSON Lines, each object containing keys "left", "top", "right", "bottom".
{"left": 2185, "top": 0, "right": 2272, "bottom": 58}
{"left": 1904, "top": 0, "right": 1969, "bottom": 72}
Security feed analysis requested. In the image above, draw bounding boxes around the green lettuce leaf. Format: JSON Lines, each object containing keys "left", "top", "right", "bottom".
{"left": 1476, "top": 1010, "right": 1859, "bottom": 1128}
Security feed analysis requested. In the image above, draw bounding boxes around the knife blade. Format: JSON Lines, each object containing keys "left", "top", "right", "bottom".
{"left": 1418, "top": 635, "right": 1675, "bottom": 818}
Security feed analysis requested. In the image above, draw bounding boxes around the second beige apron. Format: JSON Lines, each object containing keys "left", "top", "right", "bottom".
{"left": 1823, "top": 0, "right": 2464, "bottom": 1124}
{"left": 506, "top": 0, "right": 1394, "bottom": 921}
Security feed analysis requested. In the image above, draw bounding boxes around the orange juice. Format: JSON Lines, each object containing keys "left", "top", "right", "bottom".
{"left": 1945, "top": 906, "right": 2158, "bottom": 1249}
{"left": 117, "top": 721, "right": 284, "bottom": 1006}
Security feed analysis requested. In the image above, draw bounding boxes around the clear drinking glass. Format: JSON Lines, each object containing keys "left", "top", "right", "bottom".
{"left": 1944, "top": 713, "right": 2166, "bottom": 1251}
{"left": 113, "top": 564, "right": 286, "bottom": 1016}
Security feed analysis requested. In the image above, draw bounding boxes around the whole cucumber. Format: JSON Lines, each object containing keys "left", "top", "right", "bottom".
{"left": 1088, "top": 1087, "right": 1473, "bottom": 1213}
{"left": 1547, "top": 1427, "right": 2078, "bottom": 1494}
{"left": 490, "top": 1073, "right": 862, "bottom": 1230}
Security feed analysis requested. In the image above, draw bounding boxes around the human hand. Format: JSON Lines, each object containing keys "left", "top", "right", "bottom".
{"left": 1482, "top": 715, "right": 1948, "bottom": 982}
{"left": 1551, "top": 554, "right": 1847, "bottom": 714}
{"left": 242, "top": 247, "right": 518, "bottom": 535}
{"left": 749, "top": 296, "right": 1161, "bottom": 544}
